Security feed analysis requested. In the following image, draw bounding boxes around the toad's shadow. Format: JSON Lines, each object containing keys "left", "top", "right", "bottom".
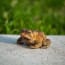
{"left": 0, "top": 35, "right": 18, "bottom": 44}
{"left": 0, "top": 35, "right": 28, "bottom": 48}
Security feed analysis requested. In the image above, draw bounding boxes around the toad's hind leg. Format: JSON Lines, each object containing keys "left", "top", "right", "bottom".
{"left": 42, "top": 39, "right": 51, "bottom": 49}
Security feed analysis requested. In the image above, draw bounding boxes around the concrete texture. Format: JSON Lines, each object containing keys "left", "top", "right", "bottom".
{"left": 0, "top": 35, "right": 65, "bottom": 65}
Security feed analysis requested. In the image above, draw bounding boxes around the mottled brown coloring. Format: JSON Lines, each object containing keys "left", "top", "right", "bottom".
{"left": 17, "top": 29, "right": 51, "bottom": 49}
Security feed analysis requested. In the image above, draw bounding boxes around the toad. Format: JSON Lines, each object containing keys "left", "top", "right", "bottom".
{"left": 17, "top": 29, "right": 51, "bottom": 49}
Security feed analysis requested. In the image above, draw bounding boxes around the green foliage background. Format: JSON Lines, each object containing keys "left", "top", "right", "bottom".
{"left": 0, "top": 0, "right": 65, "bottom": 34}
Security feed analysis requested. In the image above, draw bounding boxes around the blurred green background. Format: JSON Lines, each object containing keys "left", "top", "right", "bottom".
{"left": 0, "top": 0, "right": 65, "bottom": 35}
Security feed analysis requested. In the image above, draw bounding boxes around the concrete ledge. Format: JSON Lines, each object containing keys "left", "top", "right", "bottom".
{"left": 0, "top": 35, "right": 65, "bottom": 65}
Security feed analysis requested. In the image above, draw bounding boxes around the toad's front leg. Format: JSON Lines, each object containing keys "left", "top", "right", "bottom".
{"left": 29, "top": 42, "right": 42, "bottom": 49}
{"left": 17, "top": 37, "right": 24, "bottom": 45}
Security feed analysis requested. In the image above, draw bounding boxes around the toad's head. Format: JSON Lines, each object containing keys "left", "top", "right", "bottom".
{"left": 20, "top": 29, "right": 36, "bottom": 44}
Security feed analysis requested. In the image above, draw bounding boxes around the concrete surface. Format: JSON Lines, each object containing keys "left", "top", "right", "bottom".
{"left": 0, "top": 35, "right": 65, "bottom": 65}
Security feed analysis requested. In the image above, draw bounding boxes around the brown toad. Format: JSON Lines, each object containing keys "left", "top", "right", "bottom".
{"left": 17, "top": 29, "right": 51, "bottom": 49}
